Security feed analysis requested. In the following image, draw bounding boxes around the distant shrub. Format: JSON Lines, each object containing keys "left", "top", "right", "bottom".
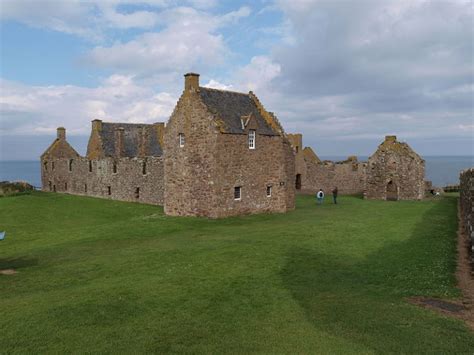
{"left": 0, "top": 181, "right": 35, "bottom": 197}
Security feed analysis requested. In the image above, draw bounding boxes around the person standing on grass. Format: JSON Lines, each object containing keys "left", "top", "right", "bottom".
{"left": 316, "top": 189, "right": 324, "bottom": 205}
{"left": 332, "top": 187, "right": 338, "bottom": 204}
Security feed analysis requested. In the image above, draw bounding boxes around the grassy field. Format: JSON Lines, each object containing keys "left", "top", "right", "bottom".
{"left": 1, "top": 192, "right": 473, "bottom": 353}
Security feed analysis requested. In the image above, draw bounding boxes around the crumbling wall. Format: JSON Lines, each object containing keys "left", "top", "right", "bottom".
{"left": 460, "top": 168, "right": 474, "bottom": 266}
{"left": 288, "top": 134, "right": 366, "bottom": 196}
{"left": 366, "top": 136, "right": 425, "bottom": 200}
{"left": 41, "top": 156, "right": 164, "bottom": 205}
{"left": 297, "top": 157, "right": 366, "bottom": 195}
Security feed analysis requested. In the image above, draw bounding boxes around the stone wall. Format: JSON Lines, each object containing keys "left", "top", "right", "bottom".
{"left": 163, "top": 89, "right": 219, "bottom": 217}
{"left": 366, "top": 136, "right": 425, "bottom": 200}
{"left": 287, "top": 134, "right": 366, "bottom": 195}
{"left": 41, "top": 156, "right": 164, "bottom": 205}
{"left": 460, "top": 168, "right": 474, "bottom": 266}
{"left": 302, "top": 158, "right": 366, "bottom": 195}
{"left": 164, "top": 79, "right": 295, "bottom": 218}
{"left": 212, "top": 133, "right": 295, "bottom": 218}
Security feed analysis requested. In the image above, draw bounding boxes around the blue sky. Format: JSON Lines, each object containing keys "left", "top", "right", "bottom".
{"left": 0, "top": 0, "right": 473, "bottom": 160}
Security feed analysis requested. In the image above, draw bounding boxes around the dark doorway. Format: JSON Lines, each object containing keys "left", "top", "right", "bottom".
{"left": 295, "top": 174, "right": 302, "bottom": 190}
{"left": 386, "top": 180, "right": 398, "bottom": 201}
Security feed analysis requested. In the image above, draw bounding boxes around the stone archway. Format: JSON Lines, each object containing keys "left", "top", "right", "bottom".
{"left": 386, "top": 180, "right": 398, "bottom": 201}
{"left": 295, "top": 174, "right": 302, "bottom": 190}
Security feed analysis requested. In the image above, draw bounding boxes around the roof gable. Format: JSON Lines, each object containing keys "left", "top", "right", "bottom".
{"left": 41, "top": 139, "right": 80, "bottom": 159}
{"left": 198, "top": 87, "right": 278, "bottom": 136}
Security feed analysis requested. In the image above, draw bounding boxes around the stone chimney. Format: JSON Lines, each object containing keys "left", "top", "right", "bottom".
{"left": 385, "top": 135, "right": 397, "bottom": 143}
{"left": 154, "top": 122, "right": 165, "bottom": 147}
{"left": 184, "top": 72, "right": 200, "bottom": 92}
{"left": 57, "top": 127, "right": 66, "bottom": 140}
{"left": 115, "top": 127, "right": 125, "bottom": 157}
{"left": 92, "top": 119, "right": 103, "bottom": 132}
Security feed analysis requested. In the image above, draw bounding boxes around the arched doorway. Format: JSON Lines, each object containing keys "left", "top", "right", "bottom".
{"left": 295, "top": 174, "right": 302, "bottom": 190}
{"left": 386, "top": 180, "right": 398, "bottom": 201}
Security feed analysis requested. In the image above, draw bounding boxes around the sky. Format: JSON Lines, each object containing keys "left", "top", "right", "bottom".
{"left": 0, "top": 0, "right": 472, "bottom": 160}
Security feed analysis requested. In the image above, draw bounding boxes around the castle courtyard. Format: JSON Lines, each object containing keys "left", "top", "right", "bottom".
{"left": 1, "top": 192, "right": 472, "bottom": 353}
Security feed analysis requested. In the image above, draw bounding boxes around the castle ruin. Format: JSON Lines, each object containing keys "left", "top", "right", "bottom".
{"left": 41, "top": 73, "right": 295, "bottom": 218}
{"left": 41, "top": 73, "right": 426, "bottom": 217}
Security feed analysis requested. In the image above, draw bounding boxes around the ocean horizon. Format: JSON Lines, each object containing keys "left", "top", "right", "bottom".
{"left": 1, "top": 156, "right": 473, "bottom": 189}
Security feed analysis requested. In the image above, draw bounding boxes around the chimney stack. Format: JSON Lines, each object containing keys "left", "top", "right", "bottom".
{"left": 184, "top": 72, "right": 200, "bottom": 92}
{"left": 57, "top": 127, "right": 66, "bottom": 140}
{"left": 154, "top": 122, "right": 165, "bottom": 147}
{"left": 385, "top": 135, "right": 397, "bottom": 143}
{"left": 115, "top": 127, "right": 125, "bottom": 157}
{"left": 92, "top": 119, "right": 103, "bottom": 132}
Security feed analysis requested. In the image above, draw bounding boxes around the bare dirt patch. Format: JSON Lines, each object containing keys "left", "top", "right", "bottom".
{"left": 455, "top": 201, "right": 474, "bottom": 331}
{"left": 0, "top": 269, "right": 17, "bottom": 275}
{"left": 408, "top": 203, "right": 474, "bottom": 332}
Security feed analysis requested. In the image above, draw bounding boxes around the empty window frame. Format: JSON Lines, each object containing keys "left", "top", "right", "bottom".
{"left": 84, "top": 184, "right": 87, "bottom": 193}
{"left": 266, "top": 185, "right": 272, "bottom": 197}
{"left": 113, "top": 162, "right": 117, "bottom": 174}
{"left": 89, "top": 160, "right": 93, "bottom": 172}
{"left": 135, "top": 187, "right": 140, "bottom": 199}
{"left": 234, "top": 186, "right": 242, "bottom": 200}
{"left": 44, "top": 161, "right": 48, "bottom": 171}
{"left": 248, "top": 130, "right": 256, "bottom": 149}
{"left": 69, "top": 159, "right": 73, "bottom": 172}
{"left": 65, "top": 182, "right": 68, "bottom": 190}
{"left": 142, "top": 161, "right": 147, "bottom": 175}
{"left": 107, "top": 186, "right": 111, "bottom": 195}
{"left": 179, "top": 133, "right": 185, "bottom": 147}
{"left": 52, "top": 161, "right": 55, "bottom": 170}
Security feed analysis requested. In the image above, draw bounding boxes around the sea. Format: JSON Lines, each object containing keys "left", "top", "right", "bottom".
{"left": 0, "top": 156, "right": 473, "bottom": 189}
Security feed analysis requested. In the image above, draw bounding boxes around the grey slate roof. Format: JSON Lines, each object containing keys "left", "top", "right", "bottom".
{"left": 199, "top": 87, "right": 278, "bottom": 135}
{"left": 100, "top": 122, "right": 163, "bottom": 157}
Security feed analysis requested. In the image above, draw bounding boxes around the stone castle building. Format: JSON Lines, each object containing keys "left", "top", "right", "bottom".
{"left": 366, "top": 135, "right": 425, "bottom": 200}
{"left": 287, "top": 134, "right": 367, "bottom": 195}
{"left": 42, "top": 73, "right": 425, "bottom": 216}
{"left": 286, "top": 134, "right": 425, "bottom": 200}
{"left": 41, "top": 73, "right": 295, "bottom": 218}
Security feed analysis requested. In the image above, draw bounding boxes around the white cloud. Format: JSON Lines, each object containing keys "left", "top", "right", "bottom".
{"left": 0, "top": 75, "right": 178, "bottom": 136}
{"left": 0, "top": 0, "right": 221, "bottom": 39}
{"left": 202, "top": 80, "right": 233, "bottom": 90}
{"left": 85, "top": 6, "right": 251, "bottom": 75}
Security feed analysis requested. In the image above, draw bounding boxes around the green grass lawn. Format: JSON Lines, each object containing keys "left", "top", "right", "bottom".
{"left": 1, "top": 192, "right": 473, "bottom": 353}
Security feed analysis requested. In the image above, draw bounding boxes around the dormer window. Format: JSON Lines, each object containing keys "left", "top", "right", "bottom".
{"left": 248, "top": 130, "right": 256, "bottom": 149}
{"left": 179, "top": 133, "right": 185, "bottom": 147}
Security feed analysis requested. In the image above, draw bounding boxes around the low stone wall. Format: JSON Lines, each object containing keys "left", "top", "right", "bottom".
{"left": 300, "top": 159, "right": 366, "bottom": 196}
{"left": 459, "top": 168, "right": 474, "bottom": 267}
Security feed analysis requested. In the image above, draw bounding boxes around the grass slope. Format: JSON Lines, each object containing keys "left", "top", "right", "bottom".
{"left": 0, "top": 192, "right": 473, "bottom": 353}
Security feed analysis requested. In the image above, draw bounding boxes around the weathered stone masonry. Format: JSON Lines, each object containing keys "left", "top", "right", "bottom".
{"left": 42, "top": 73, "right": 295, "bottom": 218}
{"left": 41, "top": 127, "right": 164, "bottom": 205}
{"left": 164, "top": 73, "right": 294, "bottom": 218}
{"left": 366, "top": 135, "right": 425, "bottom": 200}
{"left": 460, "top": 168, "right": 474, "bottom": 267}
{"left": 287, "top": 134, "right": 425, "bottom": 199}
{"left": 42, "top": 72, "right": 426, "bottom": 218}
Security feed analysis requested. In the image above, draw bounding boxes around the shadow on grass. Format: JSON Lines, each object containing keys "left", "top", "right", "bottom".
{"left": 0, "top": 256, "right": 38, "bottom": 270}
{"left": 280, "top": 195, "right": 474, "bottom": 352}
